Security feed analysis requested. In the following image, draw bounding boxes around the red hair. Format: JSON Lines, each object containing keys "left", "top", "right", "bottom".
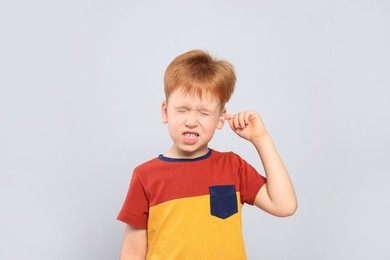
{"left": 164, "top": 50, "right": 236, "bottom": 105}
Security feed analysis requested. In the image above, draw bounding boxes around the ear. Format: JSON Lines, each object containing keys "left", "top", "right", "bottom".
{"left": 161, "top": 100, "right": 168, "bottom": 124}
{"left": 216, "top": 107, "right": 227, "bottom": 130}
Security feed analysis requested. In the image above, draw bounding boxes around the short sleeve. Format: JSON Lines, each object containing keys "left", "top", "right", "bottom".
{"left": 237, "top": 155, "right": 266, "bottom": 205}
{"left": 117, "top": 170, "right": 149, "bottom": 229}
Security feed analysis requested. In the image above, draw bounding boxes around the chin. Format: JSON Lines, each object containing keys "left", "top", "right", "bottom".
{"left": 178, "top": 147, "right": 207, "bottom": 158}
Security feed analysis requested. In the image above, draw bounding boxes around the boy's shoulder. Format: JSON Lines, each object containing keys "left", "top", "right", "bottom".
{"left": 133, "top": 156, "right": 164, "bottom": 172}
{"left": 210, "top": 149, "right": 246, "bottom": 160}
{"left": 208, "top": 149, "right": 241, "bottom": 160}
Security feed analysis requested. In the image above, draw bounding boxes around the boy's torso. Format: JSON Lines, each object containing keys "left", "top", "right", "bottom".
{"left": 119, "top": 149, "right": 265, "bottom": 260}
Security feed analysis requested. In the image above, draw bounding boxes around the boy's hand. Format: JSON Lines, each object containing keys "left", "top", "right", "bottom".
{"left": 225, "top": 111, "right": 268, "bottom": 143}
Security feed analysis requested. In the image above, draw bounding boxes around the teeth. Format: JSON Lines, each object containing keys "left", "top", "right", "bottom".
{"left": 184, "top": 133, "right": 198, "bottom": 139}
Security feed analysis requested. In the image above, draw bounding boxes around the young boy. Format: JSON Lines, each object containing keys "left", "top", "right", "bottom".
{"left": 117, "top": 50, "right": 297, "bottom": 259}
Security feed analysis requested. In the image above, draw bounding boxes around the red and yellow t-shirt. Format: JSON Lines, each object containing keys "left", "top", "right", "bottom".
{"left": 117, "top": 149, "right": 266, "bottom": 260}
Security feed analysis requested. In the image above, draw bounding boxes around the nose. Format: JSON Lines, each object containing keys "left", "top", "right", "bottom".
{"left": 184, "top": 110, "right": 199, "bottom": 128}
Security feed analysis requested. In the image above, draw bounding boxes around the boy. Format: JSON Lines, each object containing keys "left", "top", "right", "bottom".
{"left": 117, "top": 50, "right": 297, "bottom": 259}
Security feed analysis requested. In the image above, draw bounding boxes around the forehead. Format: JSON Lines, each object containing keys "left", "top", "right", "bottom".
{"left": 168, "top": 89, "right": 222, "bottom": 110}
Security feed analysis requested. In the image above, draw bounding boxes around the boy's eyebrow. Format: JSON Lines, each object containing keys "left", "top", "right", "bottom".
{"left": 198, "top": 108, "right": 214, "bottom": 113}
{"left": 173, "top": 105, "right": 190, "bottom": 109}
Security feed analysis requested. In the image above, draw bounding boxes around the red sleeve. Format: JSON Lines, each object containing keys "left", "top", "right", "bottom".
{"left": 117, "top": 170, "right": 149, "bottom": 229}
{"left": 236, "top": 154, "right": 266, "bottom": 205}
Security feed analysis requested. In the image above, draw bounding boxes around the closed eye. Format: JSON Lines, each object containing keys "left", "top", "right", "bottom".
{"left": 199, "top": 111, "right": 213, "bottom": 116}
{"left": 174, "top": 107, "right": 190, "bottom": 113}
{"left": 173, "top": 106, "right": 215, "bottom": 116}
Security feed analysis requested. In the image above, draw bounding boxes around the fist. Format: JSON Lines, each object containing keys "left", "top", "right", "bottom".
{"left": 224, "top": 111, "right": 268, "bottom": 142}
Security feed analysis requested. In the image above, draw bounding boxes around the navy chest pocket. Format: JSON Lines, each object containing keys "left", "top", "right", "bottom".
{"left": 209, "top": 185, "right": 238, "bottom": 219}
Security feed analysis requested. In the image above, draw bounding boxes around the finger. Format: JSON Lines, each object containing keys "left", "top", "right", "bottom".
{"left": 247, "top": 111, "right": 260, "bottom": 124}
{"left": 227, "top": 118, "right": 236, "bottom": 132}
{"left": 224, "top": 114, "right": 235, "bottom": 129}
{"left": 237, "top": 112, "right": 245, "bottom": 128}
{"left": 233, "top": 113, "right": 241, "bottom": 129}
{"left": 244, "top": 111, "right": 254, "bottom": 124}
{"left": 224, "top": 114, "right": 234, "bottom": 120}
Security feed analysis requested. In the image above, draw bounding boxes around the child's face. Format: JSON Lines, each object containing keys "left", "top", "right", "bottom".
{"left": 161, "top": 89, "right": 226, "bottom": 158}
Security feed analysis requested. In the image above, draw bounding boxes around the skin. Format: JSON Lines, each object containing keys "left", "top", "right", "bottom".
{"left": 223, "top": 111, "right": 297, "bottom": 217}
{"left": 120, "top": 89, "right": 297, "bottom": 259}
{"left": 119, "top": 225, "right": 147, "bottom": 260}
{"left": 160, "top": 90, "right": 226, "bottom": 159}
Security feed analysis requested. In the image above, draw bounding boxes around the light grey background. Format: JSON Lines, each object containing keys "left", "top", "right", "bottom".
{"left": 1, "top": 0, "right": 389, "bottom": 259}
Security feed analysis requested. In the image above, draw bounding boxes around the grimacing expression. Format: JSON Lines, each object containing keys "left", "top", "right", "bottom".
{"left": 161, "top": 90, "right": 226, "bottom": 158}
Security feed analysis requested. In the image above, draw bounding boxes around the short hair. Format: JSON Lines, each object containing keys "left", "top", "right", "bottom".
{"left": 164, "top": 50, "right": 236, "bottom": 106}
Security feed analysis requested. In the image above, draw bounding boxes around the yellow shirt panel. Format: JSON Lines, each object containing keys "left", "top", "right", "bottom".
{"left": 147, "top": 193, "right": 246, "bottom": 260}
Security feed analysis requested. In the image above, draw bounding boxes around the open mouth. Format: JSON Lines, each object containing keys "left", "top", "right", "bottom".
{"left": 183, "top": 132, "right": 199, "bottom": 139}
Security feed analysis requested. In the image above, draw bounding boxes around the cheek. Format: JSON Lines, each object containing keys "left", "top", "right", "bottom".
{"left": 201, "top": 118, "right": 220, "bottom": 129}
{"left": 167, "top": 117, "right": 183, "bottom": 131}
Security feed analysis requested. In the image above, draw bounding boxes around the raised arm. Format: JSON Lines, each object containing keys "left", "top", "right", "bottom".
{"left": 225, "top": 111, "right": 297, "bottom": 217}
{"left": 120, "top": 225, "right": 147, "bottom": 260}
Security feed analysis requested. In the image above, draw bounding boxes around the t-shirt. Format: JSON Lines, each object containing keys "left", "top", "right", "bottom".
{"left": 117, "top": 149, "right": 266, "bottom": 260}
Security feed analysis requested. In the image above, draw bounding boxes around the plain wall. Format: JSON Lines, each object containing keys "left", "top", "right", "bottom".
{"left": 1, "top": 0, "right": 389, "bottom": 259}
